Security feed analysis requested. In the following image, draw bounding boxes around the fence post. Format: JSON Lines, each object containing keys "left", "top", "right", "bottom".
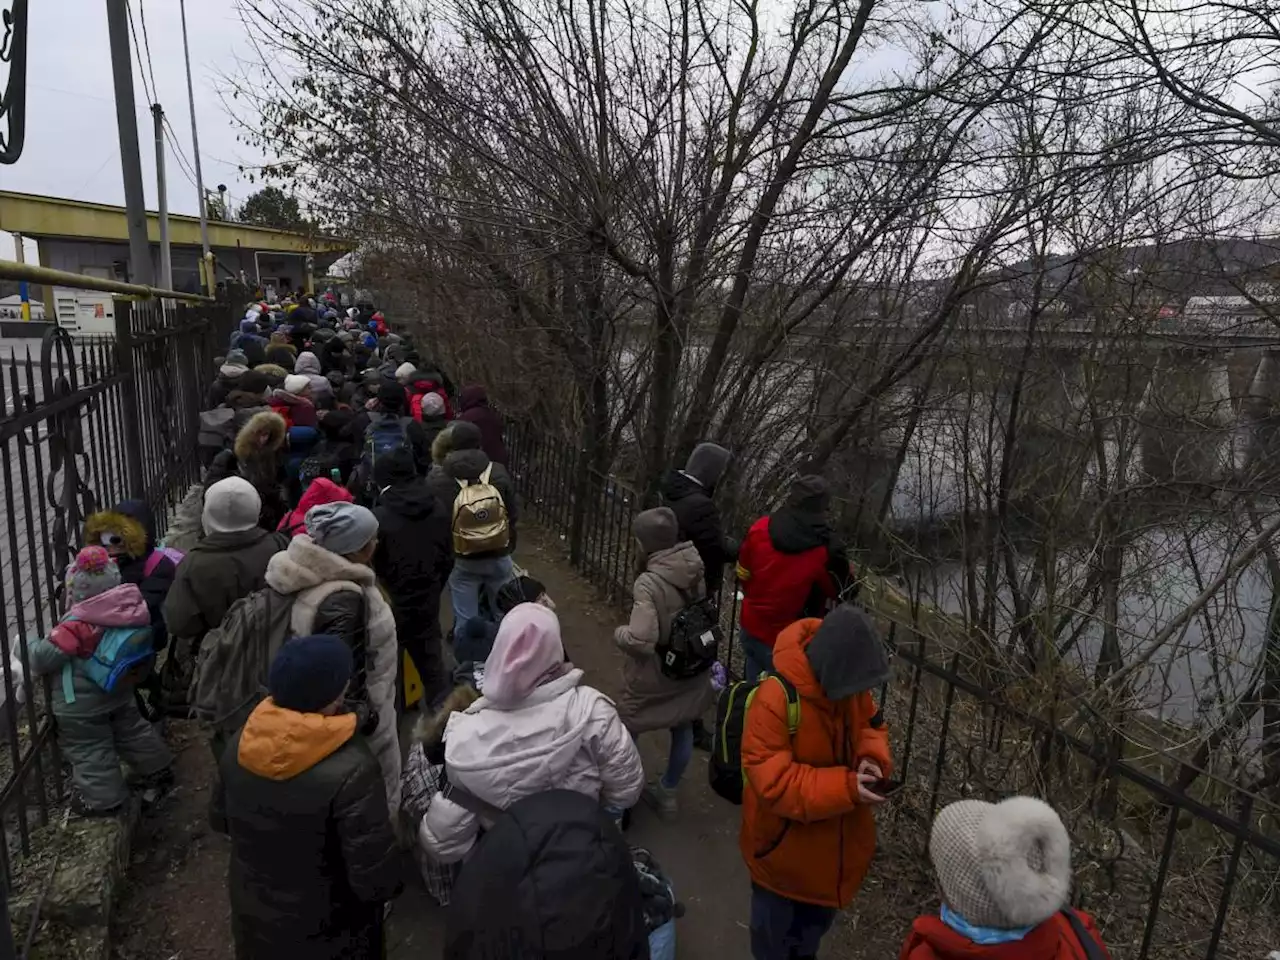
{"left": 569, "top": 449, "right": 588, "bottom": 566}
{"left": 113, "top": 299, "right": 146, "bottom": 501}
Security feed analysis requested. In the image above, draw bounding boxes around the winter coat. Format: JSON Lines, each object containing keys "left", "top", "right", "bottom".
{"left": 457, "top": 386, "right": 508, "bottom": 465}
{"left": 740, "top": 618, "right": 892, "bottom": 909}
{"left": 269, "top": 389, "right": 319, "bottom": 428}
{"left": 29, "top": 584, "right": 151, "bottom": 717}
{"left": 660, "top": 469, "right": 738, "bottom": 600}
{"left": 163, "top": 527, "right": 290, "bottom": 644}
{"left": 614, "top": 541, "right": 717, "bottom": 734}
{"left": 211, "top": 699, "right": 403, "bottom": 960}
{"left": 418, "top": 414, "right": 449, "bottom": 455}
{"left": 425, "top": 449, "right": 519, "bottom": 556}
{"left": 349, "top": 411, "right": 433, "bottom": 480}
{"left": 900, "top": 911, "right": 1111, "bottom": 960}
{"left": 277, "top": 478, "right": 355, "bottom": 536}
{"left": 204, "top": 412, "right": 290, "bottom": 531}
{"left": 265, "top": 536, "right": 402, "bottom": 814}
{"left": 265, "top": 344, "right": 297, "bottom": 371}
{"left": 372, "top": 480, "right": 453, "bottom": 645}
{"left": 419, "top": 668, "right": 644, "bottom": 863}
{"left": 736, "top": 510, "right": 843, "bottom": 645}
{"left": 207, "top": 369, "right": 246, "bottom": 409}
{"left": 84, "top": 501, "right": 176, "bottom": 651}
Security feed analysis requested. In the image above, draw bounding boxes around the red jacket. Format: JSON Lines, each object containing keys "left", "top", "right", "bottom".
{"left": 900, "top": 912, "right": 1111, "bottom": 960}
{"left": 735, "top": 514, "right": 837, "bottom": 645}
{"left": 276, "top": 478, "right": 354, "bottom": 536}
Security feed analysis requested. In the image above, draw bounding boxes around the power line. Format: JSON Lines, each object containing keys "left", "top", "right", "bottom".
{"left": 162, "top": 115, "right": 198, "bottom": 182}
{"left": 125, "top": 0, "right": 156, "bottom": 107}
{"left": 136, "top": 0, "right": 159, "bottom": 103}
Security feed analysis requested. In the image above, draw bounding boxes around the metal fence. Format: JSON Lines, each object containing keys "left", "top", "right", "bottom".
{"left": 0, "top": 295, "right": 233, "bottom": 948}
{"left": 505, "top": 419, "right": 1280, "bottom": 960}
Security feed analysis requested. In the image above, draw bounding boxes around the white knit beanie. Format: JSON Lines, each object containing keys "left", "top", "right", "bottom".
{"left": 929, "top": 797, "right": 1071, "bottom": 929}
{"left": 284, "top": 374, "right": 311, "bottom": 395}
{"left": 395, "top": 362, "right": 417, "bottom": 385}
{"left": 202, "top": 477, "right": 262, "bottom": 535}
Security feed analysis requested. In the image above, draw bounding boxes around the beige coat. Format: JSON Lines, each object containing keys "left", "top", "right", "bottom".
{"left": 614, "top": 541, "right": 717, "bottom": 734}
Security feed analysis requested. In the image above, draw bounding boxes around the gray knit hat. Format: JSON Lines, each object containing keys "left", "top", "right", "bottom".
{"left": 65, "top": 546, "right": 122, "bottom": 606}
{"left": 634, "top": 506, "right": 679, "bottom": 554}
{"left": 805, "top": 605, "right": 889, "bottom": 700}
{"left": 684, "top": 442, "right": 731, "bottom": 488}
{"left": 306, "top": 502, "right": 378, "bottom": 556}
{"left": 929, "top": 796, "right": 1072, "bottom": 929}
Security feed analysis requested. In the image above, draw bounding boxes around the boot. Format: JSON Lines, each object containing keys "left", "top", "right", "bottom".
{"left": 642, "top": 778, "right": 679, "bottom": 820}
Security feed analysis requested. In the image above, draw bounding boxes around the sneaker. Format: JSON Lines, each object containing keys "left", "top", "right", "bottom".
{"left": 138, "top": 767, "right": 176, "bottom": 811}
{"left": 642, "top": 778, "right": 679, "bottom": 820}
{"left": 70, "top": 794, "right": 123, "bottom": 819}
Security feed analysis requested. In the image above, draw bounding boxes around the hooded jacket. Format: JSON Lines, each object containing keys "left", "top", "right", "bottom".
{"left": 163, "top": 527, "right": 290, "bottom": 645}
{"left": 614, "top": 540, "right": 717, "bottom": 734}
{"left": 736, "top": 510, "right": 840, "bottom": 645}
{"left": 740, "top": 618, "right": 892, "bottom": 909}
{"left": 277, "top": 478, "right": 355, "bottom": 537}
{"left": 84, "top": 501, "right": 175, "bottom": 649}
{"left": 265, "top": 536, "right": 401, "bottom": 813}
{"left": 211, "top": 699, "right": 403, "bottom": 960}
{"left": 419, "top": 668, "right": 644, "bottom": 863}
{"left": 900, "top": 912, "right": 1111, "bottom": 960}
{"left": 660, "top": 468, "right": 737, "bottom": 600}
{"left": 425, "top": 447, "right": 519, "bottom": 556}
{"left": 457, "top": 385, "right": 508, "bottom": 465}
{"left": 269, "top": 388, "right": 319, "bottom": 428}
{"left": 29, "top": 584, "right": 151, "bottom": 715}
{"left": 372, "top": 476, "right": 453, "bottom": 641}
{"left": 204, "top": 411, "right": 289, "bottom": 531}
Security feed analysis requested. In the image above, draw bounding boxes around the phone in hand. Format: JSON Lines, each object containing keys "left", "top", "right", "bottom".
{"left": 865, "top": 777, "right": 905, "bottom": 798}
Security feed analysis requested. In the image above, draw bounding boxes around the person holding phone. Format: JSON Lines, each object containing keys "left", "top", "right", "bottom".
{"left": 739, "top": 605, "right": 893, "bottom": 960}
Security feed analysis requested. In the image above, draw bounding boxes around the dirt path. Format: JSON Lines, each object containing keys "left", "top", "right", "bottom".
{"left": 110, "top": 523, "right": 925, "bottom": 958}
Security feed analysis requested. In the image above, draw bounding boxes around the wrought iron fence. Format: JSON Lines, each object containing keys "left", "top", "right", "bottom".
{"left": 0, "top": 295, "right": 233, "bottom": 949}
{"left": 506, "top": 419, "right": 1280, "bottom": 960}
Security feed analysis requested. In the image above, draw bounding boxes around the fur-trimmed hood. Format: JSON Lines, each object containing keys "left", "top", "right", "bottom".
{"left": 414, "top": 684, "right": 480, "bottom": 750}
{"left": 83, "top": 506, "right": 150, "bottom": 559}
{"left": 431, "top": 426, "right": 454, "bottom": 466}
{"left": 265, "top": 534, "right": 376, "bottom": 595}
{"left": 233, "top": 411, "right": 288, "bottom": 462}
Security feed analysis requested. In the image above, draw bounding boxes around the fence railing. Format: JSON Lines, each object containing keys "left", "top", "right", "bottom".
{"left": 505, "top": 419, "right": 1280, "bottom": 960}
{"left": 0, "top": 295, "right": 234, "bottom": 951}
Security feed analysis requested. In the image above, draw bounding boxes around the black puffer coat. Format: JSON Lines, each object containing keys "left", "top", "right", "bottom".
{"left": 660, "top": 469, "right": 737, "bottom": 600}
{"left": 211, "top": 706, "right": 404, "bottom": 960}
{"left": 425, "top": 446, "right": 519, "bottom": 557}
{"left": 373, "top": 454, "right": 453, "bottom": 633}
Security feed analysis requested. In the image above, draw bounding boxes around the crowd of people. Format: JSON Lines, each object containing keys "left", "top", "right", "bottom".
{"left": 33, "top": 295, "right": 1112, "bottom": 960}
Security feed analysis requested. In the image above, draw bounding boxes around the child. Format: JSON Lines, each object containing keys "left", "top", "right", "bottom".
{"left": 900, "top": 796, "right": 1111, "bottom": 959}
{"left": 30, "top": 547, "right": 173, "bottom": 815}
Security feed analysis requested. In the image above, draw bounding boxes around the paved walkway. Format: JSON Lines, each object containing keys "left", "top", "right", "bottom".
{"left": 110, "top": 522, "right": 925, "bottom": 959}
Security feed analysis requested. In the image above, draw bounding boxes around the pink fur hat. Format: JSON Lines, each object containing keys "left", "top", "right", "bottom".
{"left": 482, "top": 603, "right": 565, "bottom": 707}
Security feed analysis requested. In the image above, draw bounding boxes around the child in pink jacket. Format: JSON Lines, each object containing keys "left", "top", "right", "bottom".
{"left": 29, "top": 547, "right": 173, "bottom": 816}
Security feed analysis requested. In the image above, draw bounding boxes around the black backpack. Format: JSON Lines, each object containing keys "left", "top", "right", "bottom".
{"left": 657, "top": 589, "right": 721, "bottom": 679}
{"left": 709, "top": 673, "right": 800, "bottom": 805}
{"left": 357, "top": 416, "right": 413, "bottom": 503}
{"left": 444, "top": 789, "right": 649, "bottom": 960}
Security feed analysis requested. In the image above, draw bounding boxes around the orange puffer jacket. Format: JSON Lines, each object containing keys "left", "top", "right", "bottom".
{"left": 739, "top": 618, "right": 892, "bottom": 908}
{"left": 900, "top": 912, "right": 1111, "bottom": 960}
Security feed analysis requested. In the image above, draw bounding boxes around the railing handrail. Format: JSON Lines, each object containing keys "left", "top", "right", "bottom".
{"left": 0, "top": 259, "right": 216, "bottom": 303}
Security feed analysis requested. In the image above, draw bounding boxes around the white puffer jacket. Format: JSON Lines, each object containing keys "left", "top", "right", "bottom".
{"left": 420, "top": 668, "right": 644, "bottom": 863}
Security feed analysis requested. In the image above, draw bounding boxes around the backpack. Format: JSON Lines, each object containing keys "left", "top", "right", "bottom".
{"left": 143, "top": 546, "right": 185, "bottom": 577}
{"left": 298, "top": 450, "right": 345, "bottom": 492}
{"left": 359, "top": 417, "right": 412, "bottom": 502}
{"left": 198, "top": 408, "right": 237, "bottom": 461}
{"left": 708, "top": 673, "right": 800, "bottom": 805}
{"left": 59, "top": 620, "right": 155, "bottom": 702}
{"left": 190, "top": 588, "right": 296, "bottom": 736}
{"left": 658, "top": 589, "right": 721, "bottom": 679}
{"left": 452, "top": 464, "right": 510, "bottom": 556}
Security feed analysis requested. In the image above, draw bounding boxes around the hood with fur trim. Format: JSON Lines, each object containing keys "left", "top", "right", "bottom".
{"left": 264, "top": 533, "right": 376, "bottom": 595}
{"left": 84, "top": 507, "right": 150, "bottom": 560}
{"left": 233, "top": 411, "right": 288, "bottom": 462}
{"left": 414, "top": 684, "right": 480, "bottom": 751}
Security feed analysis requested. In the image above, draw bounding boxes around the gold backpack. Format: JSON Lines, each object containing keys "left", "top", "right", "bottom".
{"left": 452, "top": 464, "right": 510, "bottom": 555}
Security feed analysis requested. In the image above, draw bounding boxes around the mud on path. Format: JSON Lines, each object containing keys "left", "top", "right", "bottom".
{"left": 110, "top": 523, "right": 924, "bottom": 958}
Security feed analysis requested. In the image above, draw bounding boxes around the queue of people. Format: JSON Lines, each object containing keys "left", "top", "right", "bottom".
{"left": 31, "top": 296, "right": 1111, "bottom": 960}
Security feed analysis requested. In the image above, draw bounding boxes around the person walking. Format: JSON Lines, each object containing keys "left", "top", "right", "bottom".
{"left": 740, "top": 605, "right": 892, "bottom": 960}
{"left": 163, "top": 478, "right": 289, "bottom": 654}
{"left": 660, "top": 442, "right": 738, "bottom": 602}
{"left": 211, "top": 635, "right": 403, "bottom": 960}
{"left": 372, "top": 446, "right": 454, "bottom": 711}
{"left": 900, "top": 796, "right": 1111, "bottom": 959}
{"left": 419, "top": 603, "right": 644, "bottom": 863}
{"left": 204, "top": 411, "right": 290, "bottom": 531}
{"left": 735, "top": 476, "right": 851, "bottom": 681}
{"left": 614, "top": 507, "right": 716, "bottom": 820}
{"left": 426, "top": 420, "right": 519, "bottom": 639}
{"left": 264, "top": 502, "right": 402, "bottom": 814}
{"left": 456, "top": 385, "right": 508, "bottom": 465}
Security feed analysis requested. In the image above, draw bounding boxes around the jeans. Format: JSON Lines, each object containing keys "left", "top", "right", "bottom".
{"left": 448, "top": 555, "right": 515, "bottom": 639}
{"left": 749, "top": 884, "right": 837, "bottom": 960}
{"left": 741, "top": 628, "right": 774, "bottom": 683}
{"left": 661, "top": 723, "right": 695, "bottom": 789}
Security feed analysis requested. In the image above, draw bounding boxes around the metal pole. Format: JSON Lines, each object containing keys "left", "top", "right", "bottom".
{"left": 12, "top": 234, "right": 29, "bottom": 322}
{"left": 178, "top": 0, "right": 214, "bottom": 294}
{"left": 112, "top": 296, "right": 147, "bottom": 501}
{"left": 151, "top": 104, "right": 173, "bottom": 292}
{"left": 104, "top": 0, "right": 153, "bottom": 287}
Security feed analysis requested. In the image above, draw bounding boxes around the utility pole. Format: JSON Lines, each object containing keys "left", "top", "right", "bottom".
{"left": 104, "top": 0, "right": 149, "bottom": 502}
{"left": 151, "top": 103, "right": 173, "bottom": 292}
{"left": 178, "top": 0, "right": 214, "bottom": 294}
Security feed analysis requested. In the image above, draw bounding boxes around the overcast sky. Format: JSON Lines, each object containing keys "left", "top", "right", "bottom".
{"left": 1, "top": 0, "right": 265, "bottom": 221}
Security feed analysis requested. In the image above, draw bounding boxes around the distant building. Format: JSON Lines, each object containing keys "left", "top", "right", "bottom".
{"left": 0, "top": 190, "right": 351, "bottom": 334}
{"left": 0, "top": 294, "right": 45, "bottom": 320}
